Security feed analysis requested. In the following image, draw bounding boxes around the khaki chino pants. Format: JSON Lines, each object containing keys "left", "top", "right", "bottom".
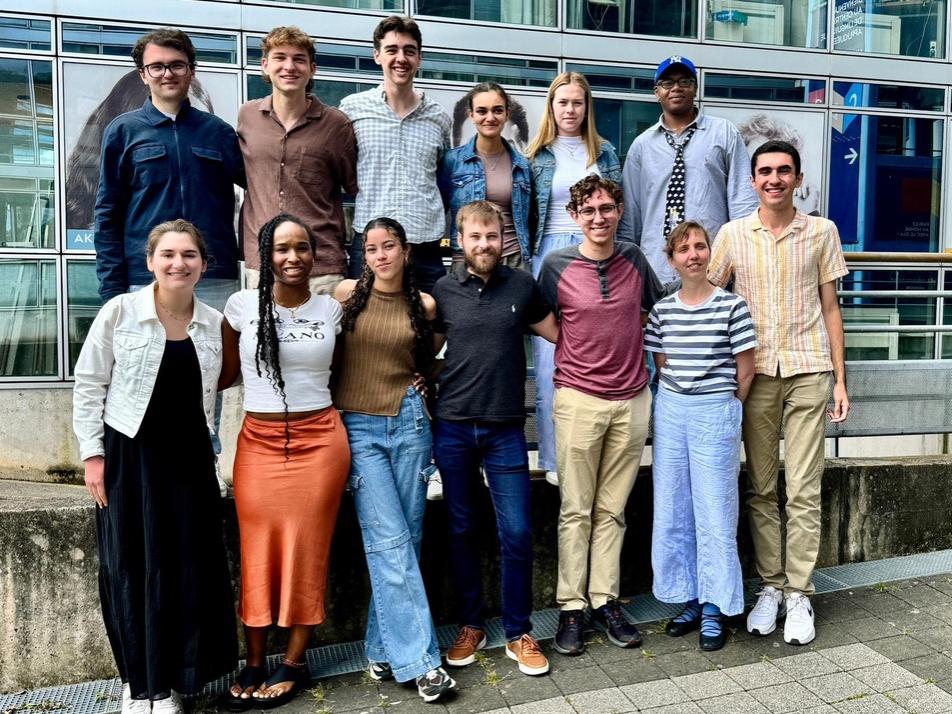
{"left": 742, "top": 371, "right": 831, "bottom": 596}
{"left": 553, "top": 386, "right": 651, "bottom": 611}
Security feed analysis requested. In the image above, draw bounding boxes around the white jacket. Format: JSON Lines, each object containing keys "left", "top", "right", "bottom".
{"left": 72, "top": 284, "right": 224, "bottom": 461}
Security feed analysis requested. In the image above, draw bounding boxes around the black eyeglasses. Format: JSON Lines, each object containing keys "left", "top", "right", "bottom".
{"left": 655, "top": 78, "right": 696, "bottom": 90}
{"left": 577, "top": 204, "right": 619, "bottom": 219}
{"left": 142, "top": 61, "right": 192, "bottom": 78}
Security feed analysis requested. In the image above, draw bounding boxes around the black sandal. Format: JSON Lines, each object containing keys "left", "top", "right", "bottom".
{"left": 253, "top": 660, "right": 310, "bottom": 710}
{"left": 222, "top": 665, "right": 268, "bottom": 712}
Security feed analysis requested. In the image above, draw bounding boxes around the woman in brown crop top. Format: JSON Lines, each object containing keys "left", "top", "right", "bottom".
{"left": 332, "top": 217, "right": 455, "bottom": 703}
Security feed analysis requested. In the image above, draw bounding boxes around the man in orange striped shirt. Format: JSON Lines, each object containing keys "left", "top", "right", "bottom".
{"left": 708, "top": 139, "right": 849, "bottom": 648}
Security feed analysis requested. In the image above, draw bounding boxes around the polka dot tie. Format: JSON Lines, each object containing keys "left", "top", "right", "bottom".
{"left": 662, "top": 127, "right": 697, "bottom": 237}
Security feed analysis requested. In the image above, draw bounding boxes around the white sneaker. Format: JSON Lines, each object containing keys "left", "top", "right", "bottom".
{"left": 545, "top": 471, "right": 559, "bottom": 487}
{"left": 151, "top": 691, "right": 183, "bottom": 714}
{"left": 121, "top": 684, "right": 151, "bottom": 714}
{"left": 426, "top": 468, "right": 443, "bottom": 501}
{"left": 747, "top": 586, "right": 785, "bottom": 636}
{"left": 783, "top": 593, "right": 816, "bottom": 645}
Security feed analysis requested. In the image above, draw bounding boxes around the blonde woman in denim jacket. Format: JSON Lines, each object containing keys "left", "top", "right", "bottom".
{"left": 525, "top": 71, "right": 621, "bottom": 486}
{"left": 73, "top": 219, "right": 237, "bottom": 714}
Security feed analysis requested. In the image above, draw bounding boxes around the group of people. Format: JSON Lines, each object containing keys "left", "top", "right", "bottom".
{"left": 71, "top": 14, "right": 851, "bottom": 714}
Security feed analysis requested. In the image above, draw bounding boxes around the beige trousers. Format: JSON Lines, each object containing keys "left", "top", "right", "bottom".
{"left": 244, "top": 267, "right": 343, "bottom": 296}
{"left": 553, "top": 386, "right": 651, "bottom": 610}
{"left": 742, "top": 371, "right": 831, "bottom": 596}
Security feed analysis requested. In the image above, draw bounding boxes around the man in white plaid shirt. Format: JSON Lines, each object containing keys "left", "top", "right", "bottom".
{"left": 340, "top": 15, "right": 452, "bottom": 293}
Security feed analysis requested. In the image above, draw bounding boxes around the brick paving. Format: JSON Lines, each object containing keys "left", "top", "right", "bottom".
{"left": 264, "top": 575, "right": 952, "bottom": 714}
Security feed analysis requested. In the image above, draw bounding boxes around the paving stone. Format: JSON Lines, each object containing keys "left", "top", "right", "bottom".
{"left": 444, "top": 687, "right": 509, "bottom": 713}
{"left": 801, "top": 672, "right": 873, "bottom": 703}
{"left": 722, "top": 661, "right": 792, "bottom": 690}
{"left": 818, "top": 644, "right": 890, "bottom": 671}
{"left": 700, "top": 644, "right": 767, "bottom": 669}
{"left": 545, "top": 651, "right": 599, "bottom": 673}
{"left": 565, "top": 686, "right": 635, "bottom": 713}
{"left": 639, "top": 633, "right": 700, "bottom": 656}
{"left": 498, "top": 673, "right": 562, "bottom": 707}
{"left": 830, "top": 693, "right": 904, "bottom": 713}
{"left": 773, "top": 652, "right": 842, "bottom": 679}
{"left": 886, "top": 682, "right": 952, "bottom": 713}
{"left": 599, "top": 658, "right": 668, "bottom": 687}
{"left": 695, "top": 691, "right": 770, "bottom": 714}
{"left": 799, "top": 707, "right": 839, "bottom": 714}
{"left": 850, "top": 662, "right": 923, "bottom": 692}
{"left": 879, "top": 607, "right": 946, "bottom": 633}
{"left": 639, "top": 703, "right": 704, "bottom": 714}
{"left": 936, "top": 679, "right": 952, "bottom": 695}
{"left": 379, "top": 690, "right": 449, "bottom": 713}
{"left": 549, "top": 665, "right": 614, "bottom": 696}
{"left": 901, "top": 652, "right": 952, "bottom": 681}
{"left": 923, "top": 602, "right": 952, "bottom": 625}
{"left": 670, "top": 670, "right": 742, "bottom": 700}
{"left": 845, "top": 594, "right": 906, "bottom": 617}
{"left": 866, "top": 633, "right": 937, "bottom": 662}
{"left": 896, "top": 585, "right": 951, "bottom": 609}
{"left": 509, "top": 695, "right": 575, "bottom": 714}
{"left": 619, "top": 679, "right": 690, "bottom": 709}
{"left": 840, "top": 618, "right": 902, "bottom": 642}
{"left": 748, "top": 682, "right": 825, "bottom": 712}
{"left": 913, "top": 625, "right": 952, "bottom": 653}
{"left": 319, "top": 680, "right": 385, "bottom": 712}
{"left": 653, "top": 651, "right": 715, "bottom": 678}
{"left": 803, "top": 623, "right": 861, "bottom": 650}
{"left": 816, "top": 598, "right": 873, "bottom": 623}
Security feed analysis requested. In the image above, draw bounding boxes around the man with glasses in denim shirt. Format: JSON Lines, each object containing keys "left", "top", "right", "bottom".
{"left": 618, "top": 56, "right": 757, "bottom": 287}
{"left": 95, "top": 28, "right": 244, "bottom": 493}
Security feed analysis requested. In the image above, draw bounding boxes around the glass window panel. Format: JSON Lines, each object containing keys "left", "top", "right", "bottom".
{"left": 415, "top": 0, "right": 557, "bottom": 26}
{"left": 566, "top": 63, "right": 656, "bottom": 95}
{"left": 62, "top": 23, "right": 238, "bottom": 64}
{"left": 832, "top": 81, "right": 945, "bottom": 112}
{"left": 66, "top": 261, "right": 102, "bottom": 374}
{"left": 0, "top": 59, "right": 54, "bottom": 249}
{"left": 0, "top": 259, "right": 57, "bottom": 377}
{"left": 841, "top": 268, "right": 936, "bottom": 360}
{"left": 567, "top": 0, "right": 697, "bottom": 38}
{"left": 940, "top": 270, "right": 952, "bottom": 358}
{"left": 592, "top": 98, "right": 658, "bottom": 162}
{"left": 0, "top": 16, "right": 52, "bottom": 51}
{"left": 252, "top": 0, "right": 400, "bottom": 7}
{"left": 833, "top": 0, "right": 946, "bottom": 58}
{"left": 704, "top": 73, "right": 826, "bottom": 104}
{"left": 832, "top": 113, "right": 942, "bottom": 253}
{"left": 706, "top": 0, "right": 828, "bottom": 48}
{"left": 422, "top": 53, "right": 557, "bottom": 87}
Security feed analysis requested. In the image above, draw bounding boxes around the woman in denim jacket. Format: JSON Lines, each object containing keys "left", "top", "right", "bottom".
{"left": 72, "top": 219, "right": 236, "bottom": 714}
{"left": 525, "top": 71, "right": 622, "bottom": 486}
{"left": 439, "top": 82, "right": 532, "bottom": 272}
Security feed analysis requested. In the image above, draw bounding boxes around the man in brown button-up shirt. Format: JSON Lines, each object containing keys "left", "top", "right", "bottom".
{"left": 238, "top": 26, "right": 358, "bottom": 294}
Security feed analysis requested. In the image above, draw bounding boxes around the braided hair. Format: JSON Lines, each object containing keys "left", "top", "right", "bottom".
{"left": 341, "top": 217, "right": 435, "bottom": 377}
{"left": 254, "top": 213, "right": 315, "bottom": 458}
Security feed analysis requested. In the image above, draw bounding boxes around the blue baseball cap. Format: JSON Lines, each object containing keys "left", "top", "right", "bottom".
{"left": 654, "top": 55, "right": 697, "bottom": 83}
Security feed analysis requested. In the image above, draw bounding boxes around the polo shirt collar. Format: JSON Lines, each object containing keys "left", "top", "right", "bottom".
{"left": 455, "top": 263, "right": 502, "bottom": 286}
{"left": 750, "top": 208, "right": 808, "bottom": 238}
{"left": 258, "top": 93, "right": 325, "bottom": 119}
{"left": 656, "top": 108, "right": 705, "bottom": 134}
{"left": 142, "top": 97, "right": 191, "bottom": 126}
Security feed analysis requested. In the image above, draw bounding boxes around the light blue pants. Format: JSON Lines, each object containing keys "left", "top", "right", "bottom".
{"left": 342, "top": 388, "right": 441, "bottom": 682}
{"left": 651, "top": 388, "right": 745, "bottom": 616}
{"left": 130, "top": 278, "right": 238, "bottom": 456}
{"left": 531, "top": 231, "right": 583, "bottom": 472}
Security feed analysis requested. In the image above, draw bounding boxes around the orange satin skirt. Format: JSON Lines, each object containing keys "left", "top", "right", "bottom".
{"left": 233, "top": 408, "right": 350, "bottom": 627}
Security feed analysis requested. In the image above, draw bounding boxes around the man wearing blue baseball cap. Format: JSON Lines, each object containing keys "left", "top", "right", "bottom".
{"left": 618, "top": 55, "right": 757, "bottom": 286}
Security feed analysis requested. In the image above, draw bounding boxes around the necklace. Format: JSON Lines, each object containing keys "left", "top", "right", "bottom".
{"left": 477, "top": 148, "right": 506, "bottom": 172}
{"left": 556, "top": 136, "right": 584, "bottom": 158}
{"left": 274, "top": 291, "right": 312, "bottom": 319}
{"left": 156, "top": 298, "right": 192, "bottom": 323}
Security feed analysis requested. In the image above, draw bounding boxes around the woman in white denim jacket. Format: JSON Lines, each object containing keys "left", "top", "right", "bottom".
{"left": 72, "top": 220, "right": 237, "bottom": 714}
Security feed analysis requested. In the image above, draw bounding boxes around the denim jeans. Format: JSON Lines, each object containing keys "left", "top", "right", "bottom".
{"left": 348, "top": 232, "right": 446, "bottom": 294}
{"left": 434, "top": 418, "right": 533, "bottom": 640}
{"left": 530, "top": 231, "right": 583, "bottom": 472}
{"left": 342, "top": 388, "right": 441, "bottom": 682}
{"left": 130, "top": 278, "right": 238, "bottom": 456}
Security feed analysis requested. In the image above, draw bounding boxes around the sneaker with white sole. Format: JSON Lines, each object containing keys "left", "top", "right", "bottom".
{"left": 747, "top": 586, "right": 785, "bottom": 636}
{"left": 415, "top": 667, "right": 456, "bottom": 703}
{"left": 368, "top": 660, "right": 393, "bottom": 681}
{"left": 121, "top": 684, "right": 151, "bottom": 714}
{"left": 544, "top": 471, "right": 559, "bottom": 487}
{"left": 426, "top": 468, "right": 443, "bottom": 501}
{"left": 151, "top": 691, "right": 183, "bottom": 714}
{"left": 783, "top": 592, "right": 815, "bottom": 645}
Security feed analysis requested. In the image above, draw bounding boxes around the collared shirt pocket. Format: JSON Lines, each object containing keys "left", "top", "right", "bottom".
{"left": 113, "top": 332, "right": 149, "bottom": 369}
{"left": 192, "top": 145, "right": 226, "bottom": 184}
{"left": 131, "top": 144, "right": 168, "bottom": 186}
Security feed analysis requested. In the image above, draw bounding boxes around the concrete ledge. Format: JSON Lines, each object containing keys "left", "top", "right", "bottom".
{"left": 3, "top": 456, "right": 952, "bottom": 692}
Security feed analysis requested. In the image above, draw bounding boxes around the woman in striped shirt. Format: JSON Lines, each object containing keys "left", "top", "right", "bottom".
{"left": 644, "top": 220, "right": 757, "bottom": 652}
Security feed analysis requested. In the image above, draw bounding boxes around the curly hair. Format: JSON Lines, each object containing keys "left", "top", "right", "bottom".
{"left": 341, "top": 217, "right": 435, "bottom": 377}
{"left": 566, "top": 174, "right": 623, "bottom": 213}
{"left": 255, "top": 213, "right": 316, "bottom": 458}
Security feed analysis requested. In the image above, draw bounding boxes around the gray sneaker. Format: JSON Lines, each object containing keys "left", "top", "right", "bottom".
{"left": 367, "top": 661, "right": 393, "bottom": 681}
{"left": 415, "top": 667, "right": 456, "bottom": 703}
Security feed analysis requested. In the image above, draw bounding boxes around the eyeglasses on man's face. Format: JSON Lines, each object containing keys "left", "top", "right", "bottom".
{"left": 655, "top": 77, "right": 696, "bottom": 90}
{"left": 142, "top": 61, "right": 192, "bottom": 78}
{"left": 576, "top": 204, "right": 619, "bottom": 219}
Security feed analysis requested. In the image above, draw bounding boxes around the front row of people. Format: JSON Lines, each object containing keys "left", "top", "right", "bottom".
{"left": 73, "top": 139, "right": 849, "bottom": 711}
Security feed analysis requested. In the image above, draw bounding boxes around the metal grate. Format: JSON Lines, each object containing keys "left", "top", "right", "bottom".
{"left": 5, "top": 549, "right": 952, "bottom": 714}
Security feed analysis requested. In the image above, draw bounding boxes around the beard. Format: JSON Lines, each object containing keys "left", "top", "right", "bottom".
{"left": 465, "top": 248, "right": 500, "bottom": 275}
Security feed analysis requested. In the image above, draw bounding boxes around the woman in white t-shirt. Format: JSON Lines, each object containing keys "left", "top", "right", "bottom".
{"left": 525, "top": 71, "right": 621, "bottom": 486}
{"left": 220, "top": 214, "right": 349, "bottom": 710}
{"left": 643, "top": 220, "right": 756, "bottom": 653}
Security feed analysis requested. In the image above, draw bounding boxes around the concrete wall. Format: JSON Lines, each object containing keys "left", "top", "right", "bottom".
{"left": 3, "top": 456, "right": 952, "bottom": 692}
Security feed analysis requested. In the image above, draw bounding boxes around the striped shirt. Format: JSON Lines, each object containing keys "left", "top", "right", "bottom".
{"left": 708, "top": 210, "right": 849, "bottom": 377}
{"left": 645, "top": 287, "right": 757, "bottom": 395}
{"left": 339, "top": 85, "right": 451, "bottom": 243}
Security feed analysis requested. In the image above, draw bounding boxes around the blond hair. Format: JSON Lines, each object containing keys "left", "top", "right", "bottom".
{"left": 525, "top": 72, "right": 603, "bottom": 167}
{"left": 261, "top": 26, "right": 315, "bottom": 90}
{"left": 456, "top": 200, "right": 505, "bottom": 236}
{"left": 146, "top": 219, "right": 207, "bottom": 260}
